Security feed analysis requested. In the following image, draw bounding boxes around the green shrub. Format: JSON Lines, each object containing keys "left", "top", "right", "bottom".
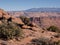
{"left": 20, "top": 16, "right": 31, "bottom": 25}
{"left": 0, "top": 21, "right": 23, "bottom": 40}
{"left": 53, "top": 40, "right": 60, "bottom": 45}
{"left": 31, "top": 37, "right": 50, "bottom": 45}
{"left": 47, "top": 26, "right": 60, "bottom": 33}
{"left": 57, "top": 40, "right": 60, "bottom": 45}
{"left": 31, "top": 37, "right": 60, "bottom": 45}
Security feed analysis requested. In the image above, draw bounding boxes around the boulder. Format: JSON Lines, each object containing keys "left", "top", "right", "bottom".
{"left": 30, "top": 22, "right": 38, "bottom": 27}
{"left": 31, "top": 22, "right": 36, "bottom": 26}
{"left": 31, "top": 27, "right": 40, "bottom": 31}
{"left": 12, "top": 16, "right": 24, "bottom": 25}
{"left": 22, "top": 25, "right": 31, "bottom": 29}
{"left": 3, "top": 15, "right": 11, "bottom": 19}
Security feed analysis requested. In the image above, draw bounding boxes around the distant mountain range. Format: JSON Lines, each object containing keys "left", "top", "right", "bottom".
{"left": 24, "top": 8, "right": 60, "bottom": 12}
{"left": 8, "top": 8, "right": 60, "bottom": 17}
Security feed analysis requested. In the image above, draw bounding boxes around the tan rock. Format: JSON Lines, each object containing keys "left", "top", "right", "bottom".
{"left": 0, "top": 9, "right": 8, "bottom": 15}
{"left": 31, "top": 27, "right": 39, "bottom": 31}
{"left": 31, "top": 22, "right": 36, "bottom": 27}
{"left": 0, "top": 12, "right": 2, "bottom": 15}
{"left": 0, "top": 9, "right": 9, "bottom": 18}
{"left": 22, "top": 25, "right": 31, "bottom": 29}
{"left": 0, "top": 10, "right": 3, "bottom": 18}
{"left": 12, "top": 16, "right": 24, "bottom": 25}
{"left": 3, "top": 15, "right": 11, "bottom": 19}
{"left": 0, "top": 21, "right": 2, "bottom": 24}
{"left": 30, "top": 22, "right": 39, "bottom": 28}
{"left": 2, "top": 11, "right": 8, "bottom": 15}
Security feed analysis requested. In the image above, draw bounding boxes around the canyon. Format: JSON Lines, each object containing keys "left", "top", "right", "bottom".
{"left": 8, "top": 8, "right": 60, "bottom": 29}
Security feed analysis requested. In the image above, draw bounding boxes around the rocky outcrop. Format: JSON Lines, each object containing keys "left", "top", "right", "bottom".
{"left": 0, "top": 9, "right": 40, "bottom": 31}
{"left": 22, "top": 25, "right": 31, "bottom": 29}
{"left": 0, "top": 9, "right": 24, "bottom": 25}
{"left": 3, "top": 14, "right": 11, "bottom": 19}
{"left": 11, "top": 16, "right": 24, "bottom": 25}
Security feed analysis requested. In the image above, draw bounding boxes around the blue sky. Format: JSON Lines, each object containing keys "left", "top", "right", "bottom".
{"left": 0, "top": 0, "right": 60, "bottom": 11}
